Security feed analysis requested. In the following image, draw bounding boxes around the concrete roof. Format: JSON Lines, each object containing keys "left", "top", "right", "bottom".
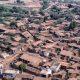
{"left": 20, "top": 53, "right": 43, "bottom": 67}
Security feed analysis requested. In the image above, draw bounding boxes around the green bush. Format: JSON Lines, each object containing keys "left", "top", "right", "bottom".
{"left": 19, "top": 63, "right": 26, "bottom": 72}
{"left": 10, "top": 22, "right": 18, "bottom": 29}
{"left": 68, "top": 21, "right": 77, "bottom": 30}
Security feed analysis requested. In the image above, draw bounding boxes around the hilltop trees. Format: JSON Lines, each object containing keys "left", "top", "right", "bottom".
{"left": 0, "top": 5, "right": 8, "bottom": 12}
{"left": 10, "top": 22, "right": 18, "bottom": 29}
{"left": 51, "top": 6, "right": 61, "bottom": 13}
{"left": 0, "top": 5, "right": 29, "bottom": 19}
{"left": 42, "top": 0, "right": 49, "bottom": 9}
{"left": 72, "top": 7, "right": 80, "bottom": 15}
{"left": 10, "top": 6, "right": 20, "bottom": 13}
{"left": 50, "top": 6, "right": 62, "bottom": 20}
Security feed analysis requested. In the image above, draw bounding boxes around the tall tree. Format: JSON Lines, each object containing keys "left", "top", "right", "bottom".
{"left": 55, "top": 48, "right": 61, "bottom": 55}
{"left": 10, "top": 22, "right": 18, "bottom": 29}
{"left": 19, "top": 63, "right": 26, "bottom": 73}
{"left": 68, "top": 21, "right": 77, "bottom": 30}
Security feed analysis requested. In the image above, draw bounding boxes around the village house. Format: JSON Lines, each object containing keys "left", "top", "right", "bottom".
{"left": 0, "top": 52, "right": 10, "bottom": 59}
{"left": 3, "top": 69, "right": 19, "bottom": 79}
{"left": 40, "top": 67, "right": 52, "bottom": 78}
{"left": 52, "top": 71, "right": 66, "bottom": 80}
{"left": 67, "top": 69, "right": 80, "bottom": 78}
{"left": 19, "top": 53, "right": 47, "bottom": 67}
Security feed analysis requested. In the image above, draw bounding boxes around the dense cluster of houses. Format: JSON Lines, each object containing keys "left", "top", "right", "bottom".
{"left": 0, "top": 0, "right": 80, "bottom": 80}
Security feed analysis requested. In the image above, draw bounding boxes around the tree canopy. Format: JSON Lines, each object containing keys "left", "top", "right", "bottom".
{"left": 55, "top": 48, "right": 61, "bottom": 55}
{"left": 10, "top": 22, "right": 18, "bottom": 29}
{"left": 19, "top": 63, "right": 26, "bottom": 72}
{"left": 68, "top": 21, "right": 77, "bottom": 30}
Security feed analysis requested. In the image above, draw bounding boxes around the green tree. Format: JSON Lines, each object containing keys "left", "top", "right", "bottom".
{"left": 72, "top": 7, "right": 80, "bottom": 15}
{"left": 42, "top": 0, "right": 49, "bottom": 9}
{"left": 0, "top": 5, "right": 7, "bottom": 12}
{"left": 56, "top": 18, "right": 64, "bottom": 24}
{"left": 19, "top": 63, "right": 26, "bottom": 73}
{"left": 39, "top": 9, "right": 45, "bottom": 16}
{"left": 69, "top": 21, "right": 77, "bottom": 30}
{"left": 10, "top": 6, "right": 20, "bottom": 13}
{"left": 10, "top": 22, "right": 18, "bottom": 29}
{"left": 55, "top": 48, "right": 61, "bottom": 55}
{"left": 51, "top": 6, "right": 61, "bottom": 13}
{"left": 0, "top": 17, "right": 4, "bottom": 23}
